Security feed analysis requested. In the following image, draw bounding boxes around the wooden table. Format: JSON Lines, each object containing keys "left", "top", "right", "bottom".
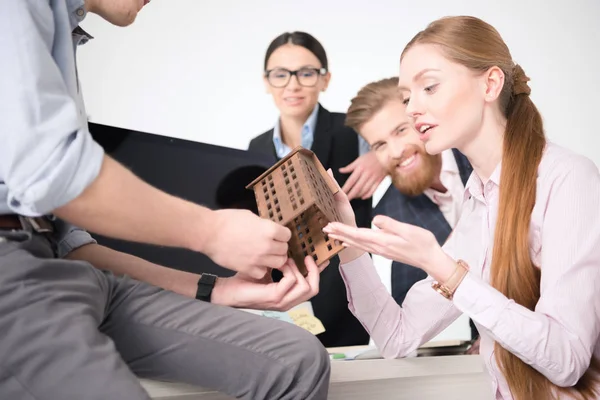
{"left": 141, "top": 354, "right": 492, "bottom": 399}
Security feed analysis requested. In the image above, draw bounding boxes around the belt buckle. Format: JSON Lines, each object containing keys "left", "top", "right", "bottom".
{"left": 19, "top": 216, "right": 53, "bottom": 233}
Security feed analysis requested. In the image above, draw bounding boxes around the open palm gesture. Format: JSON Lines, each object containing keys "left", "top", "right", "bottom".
{"left": 324, "top": 215, "right": 441, "bottom": 272}
{"left": 324, "top": 170, "right": 453, "bottom": 281}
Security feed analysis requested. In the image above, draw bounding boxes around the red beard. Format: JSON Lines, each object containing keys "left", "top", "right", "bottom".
{"left": 388, "top": 145, "right": 442, "bottom": 197}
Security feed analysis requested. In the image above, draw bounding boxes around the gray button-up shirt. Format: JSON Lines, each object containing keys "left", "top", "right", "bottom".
{"left": 0, "top": 0, "right": 105, "bottom": 257}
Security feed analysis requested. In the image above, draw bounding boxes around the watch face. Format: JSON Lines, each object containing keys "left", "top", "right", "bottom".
{"left": 200, "top": 274, "right": 217, "bottom": 285}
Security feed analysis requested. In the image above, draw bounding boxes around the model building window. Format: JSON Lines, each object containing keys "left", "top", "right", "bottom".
{"left": 246, "top": 147, "right": 345, "bottom": 276}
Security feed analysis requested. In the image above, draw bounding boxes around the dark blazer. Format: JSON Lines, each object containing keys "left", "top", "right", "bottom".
{"left": 248, "top": 104, "right": 371, "bottom": 347}
{"left": 374, "top": 149, "right": 478, "bottom": 338}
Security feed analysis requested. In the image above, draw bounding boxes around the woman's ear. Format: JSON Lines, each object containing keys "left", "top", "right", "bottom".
{"left": 482, "top": 66, "right": 505, "bottom": 103}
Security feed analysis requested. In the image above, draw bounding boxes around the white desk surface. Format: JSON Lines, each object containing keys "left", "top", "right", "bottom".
{"left": 141, "top": 354, "right": 493, "bottom": 400}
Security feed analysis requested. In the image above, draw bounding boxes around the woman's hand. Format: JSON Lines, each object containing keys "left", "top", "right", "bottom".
{"left": 327, "top": 169, "right": 357, "bottom": 227}
{"left": 211, "top": 257, "right": 328, "bottom": 311}
{"left": 324, "top": 215, "right": 456, "bottom": 283}
{"left": 324, "top": 169, "right": 368, "bottom": 264}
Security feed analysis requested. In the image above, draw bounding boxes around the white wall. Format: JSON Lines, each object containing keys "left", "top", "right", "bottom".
{"left": 78, "top": 0, "right": 600, "bottom": 166}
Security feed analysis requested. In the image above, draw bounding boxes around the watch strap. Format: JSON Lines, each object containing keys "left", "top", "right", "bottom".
{"left": 195, "top": 273, "right": 217, "bottom": 302}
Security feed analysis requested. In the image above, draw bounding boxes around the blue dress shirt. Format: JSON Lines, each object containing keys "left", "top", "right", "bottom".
{"left": 272, "top": 104, "right": 320, "bottom": 158}
{"left": 0, "top": 0, "right": 102, "bottom": 255}
{"left": 272, "top": 104, "right": 371, "bottom": 158}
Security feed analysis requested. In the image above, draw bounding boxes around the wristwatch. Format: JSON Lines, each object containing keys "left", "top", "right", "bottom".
{"left": 431, "top": 259, "right": 469, "bottom": 300}
{"left": 195, "top": 273, "right": 217, "bottom": 302}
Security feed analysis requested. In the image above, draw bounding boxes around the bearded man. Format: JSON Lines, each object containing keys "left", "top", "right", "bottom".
{"left": 345, "top": 77, "right": 473, "bottom": 308}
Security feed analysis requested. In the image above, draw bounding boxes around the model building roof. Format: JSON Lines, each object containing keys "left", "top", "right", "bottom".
{"left": 246, "top": 146, "right": 339, "bottom": 226}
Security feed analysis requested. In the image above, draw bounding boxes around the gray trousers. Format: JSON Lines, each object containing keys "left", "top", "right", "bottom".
{"left": 0, "top": 232, "right": 330, "bottom": 400}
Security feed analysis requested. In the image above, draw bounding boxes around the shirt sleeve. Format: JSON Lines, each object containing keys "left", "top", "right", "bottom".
{"left": 339, "top": 251, "right": 463, "bottom": 358}
{"left": 452, "top": 156, "right": 600, "bottom": 387}
{"left": 0, "top": 1, "right": 104, "bottom": 217}
{"left": 50, "top": 218, "right": 97, "bottom": 258}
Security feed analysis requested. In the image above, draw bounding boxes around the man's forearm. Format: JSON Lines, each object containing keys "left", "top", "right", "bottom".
{"left": 66, "top": 243, "right": 200, "bottom": 298}
{"left": 54, "top": 155, "right": 211, "bottom": 252}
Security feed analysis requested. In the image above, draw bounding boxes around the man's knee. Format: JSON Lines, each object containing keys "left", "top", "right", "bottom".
{"left": 282, "top": 326, "right": 331, "bottom": 394}
{"left": 294, "top": 330, "right": 330, "bottom": 375}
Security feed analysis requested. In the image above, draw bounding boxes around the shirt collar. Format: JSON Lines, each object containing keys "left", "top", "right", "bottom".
{"left": 273, "top": 103, "right": 320, "bottom": 157}
{"left": 463, "top": 161, "right": 502, "bottom": 201}
{"left": 424, "top": 149, "right": 461, "bottom": 201}
{"left": 304, "top": 102, "right": 320, "bottom": 138}
{"left": 68, "top": 0, "right": 94, "bottom": 44}
{"left": 73, "top": 26, "right": 94, "bottom": 45}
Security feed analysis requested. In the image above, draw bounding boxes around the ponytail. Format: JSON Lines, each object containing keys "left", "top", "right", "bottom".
{"left": 490, "top": 64, "right": 600, "bottom": 400}
{"left": 400, "top": 16, "right": 600, "bottom": 397}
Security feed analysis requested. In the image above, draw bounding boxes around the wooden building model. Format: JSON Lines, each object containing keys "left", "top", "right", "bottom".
{"left": 246, "top": 147, "right": 344, "bottom": 275}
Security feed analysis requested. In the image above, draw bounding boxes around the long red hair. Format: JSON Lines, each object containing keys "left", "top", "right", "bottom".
{"left": 401, "top": 16, "right": 600, "bottom": 400}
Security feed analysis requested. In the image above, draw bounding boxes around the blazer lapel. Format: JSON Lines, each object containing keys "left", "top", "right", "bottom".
{"left": 310, "top": 104, "right": 334, "bottom": 168}
{"left": 260, "top": 129, "right": 278, "bottom": 159}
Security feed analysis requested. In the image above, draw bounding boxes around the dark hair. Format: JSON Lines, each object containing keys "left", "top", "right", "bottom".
{"left": 264, "top": 31, "right": 328, "bottom": 71}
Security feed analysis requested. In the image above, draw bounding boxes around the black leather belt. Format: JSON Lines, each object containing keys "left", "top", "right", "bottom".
{"left": 0, "top": 215, "right": 22, "bottom": 230}
{"left": 0, "top": 215, "right": 53, "bottom": 233}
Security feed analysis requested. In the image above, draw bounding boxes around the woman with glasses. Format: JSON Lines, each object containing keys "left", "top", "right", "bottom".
{"left": 248, "top": 31, "right": 382, "bottom": 347}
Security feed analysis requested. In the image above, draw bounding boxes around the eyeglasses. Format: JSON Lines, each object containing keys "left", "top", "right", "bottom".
{"left": 264, "top": 67, "right": 327, "bottom": 88}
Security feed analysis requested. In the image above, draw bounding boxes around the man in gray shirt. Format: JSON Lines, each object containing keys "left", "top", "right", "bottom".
{"left": 0, "top": 1, "right": 330, "bottom": 399}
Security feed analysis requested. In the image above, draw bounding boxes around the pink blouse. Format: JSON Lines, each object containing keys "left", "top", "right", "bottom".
{"left": 339, "top": 142, "right": 600, "bottom": 399}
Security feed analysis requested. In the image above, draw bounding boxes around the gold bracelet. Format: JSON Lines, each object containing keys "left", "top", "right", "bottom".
{"left": 431, "top": 259, "right": 470, "bottom": 300}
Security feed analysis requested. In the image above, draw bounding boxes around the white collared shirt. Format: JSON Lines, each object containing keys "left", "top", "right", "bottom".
{"left": 423, "top": 149, "right": 466, "bottom": 228}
